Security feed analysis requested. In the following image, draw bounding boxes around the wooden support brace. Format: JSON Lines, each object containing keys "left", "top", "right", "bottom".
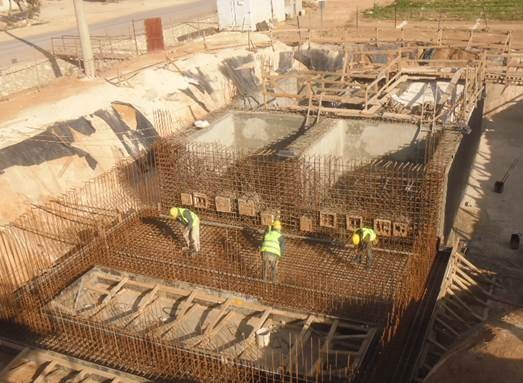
{"left": 288, "top": 315, "right": 314, "bottom": 368}
{"left": 69, "top": 370, "right": 89, "bottom": 383}
{"left": 85, "top": 277, "right": 128, "bottom": 318}
{"left": 33, "top": 360, "right": 58, "bottom": 383}
{"left": 123, "top": 285, "right": 160, "bottom": 328}
{"left": 309, "top": 319, "right": 339, "bottom": 376}
{"left": 434, "top": 313, "right": 459, "bottom": 339}
{"left": 188, "top": 297, "right": 234, "bottom": 347}
{"left": 154, "top": 290, "right": 198, "bottom": 337}
{"left": 235, "top": 308, "right": 273, "bottom": 358}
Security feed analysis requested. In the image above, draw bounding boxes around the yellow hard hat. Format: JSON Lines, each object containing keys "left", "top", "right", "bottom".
{"left": 170, "top": 207, "right": 179, "bottom": 218}
{"left": 352, "top": 233, "right": 361, "bottom": 246}
{"left": 272, "top": 220, "right": 282, "bottom": 231}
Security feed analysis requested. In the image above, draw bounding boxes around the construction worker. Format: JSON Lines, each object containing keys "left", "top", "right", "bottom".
{"left": 260, "top": 220, "right": 285, "bottom": 283}
{"left": 170, "top": 207, "right": 200, "bottom": 254}
{"left": 352, "top": 227, "right": 378, "bottom": 269}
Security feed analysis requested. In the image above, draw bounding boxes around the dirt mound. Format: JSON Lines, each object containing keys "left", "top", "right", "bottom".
{"left": 425, "top": 310, "right": 523, "bottom": 383}
{"left": 430, "top": 47, "right": 479, "bottom": 61}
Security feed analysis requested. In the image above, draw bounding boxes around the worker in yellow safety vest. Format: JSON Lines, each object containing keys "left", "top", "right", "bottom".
{"left": 352, "top": 227, "right": 378, "bottom": 269}
{"left": 170, "top": 207, "right": 200, "bottom": 254}
{"left": 260, "top": 220, "right": 285, "bottom": 282}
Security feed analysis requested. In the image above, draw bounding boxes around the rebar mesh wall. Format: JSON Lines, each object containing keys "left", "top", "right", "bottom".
{"left": 0, "top": 151, "right": 158, "bottom": 303}
{"left": 156, "top": 140, "right": 443, "bottom": 250}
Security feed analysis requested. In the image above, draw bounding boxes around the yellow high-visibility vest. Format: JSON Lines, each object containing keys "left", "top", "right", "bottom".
{"left": 360, "top": 228, "right": 377, "bottom": 242}
{"left": 261, "top": 229, "right": 282, "bottom": 257}
{"left": 177, "top": 208, "right": 200, "bottom": 226}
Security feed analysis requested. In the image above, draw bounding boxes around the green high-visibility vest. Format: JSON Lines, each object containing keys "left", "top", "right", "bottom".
{"left": 177, "top": 208, "right": 200, "bottom": 226}
{"left": 360, "top": 228, "right": 377, "bottom": 242}
{"left": 261, "top": 230, "right": 282, "bottom": 257}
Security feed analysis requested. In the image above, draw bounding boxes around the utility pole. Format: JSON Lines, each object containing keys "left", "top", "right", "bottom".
{"left": 73, "top": 0, "right": 95, "bottom": 78}
{"left": 319, "top": 0, "right": 326, "bottom": 29}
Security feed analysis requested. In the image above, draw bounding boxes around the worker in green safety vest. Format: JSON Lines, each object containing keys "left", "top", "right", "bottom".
{"left": 170, "top": 207, "right": 200, "bottom": 254}
{"left": 260, "top": 220, "right": 285, "bottom": 282}
{"left": 352, "top": 227, "right": 378, "bottom": 269}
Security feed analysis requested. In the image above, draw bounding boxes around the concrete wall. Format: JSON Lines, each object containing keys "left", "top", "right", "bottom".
{"left": 217, "top": 0, "right": 254, "bottom": 31}
{"left": 285, "top": 0, "right": 303, "bottom": 17}
{"left": 302, "top": 119, "right": 426, "bottom": 163}
{"left": 270, "top": 0, "right": 286, "bottom": 21}
{"left": 443, "top": 98, "right": 485, "bottom": 246}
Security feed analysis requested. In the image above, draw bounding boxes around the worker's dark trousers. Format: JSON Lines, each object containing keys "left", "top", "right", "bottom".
{"left": 357, "top": 244, "right": 373, "bottom": 268}
{"left": 262, "top": 252, "right": 279, "bottom": 282}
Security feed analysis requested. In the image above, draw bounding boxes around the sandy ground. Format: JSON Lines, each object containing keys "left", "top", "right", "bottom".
{"left": 0, "top": 30, "right": 272, "bottom": 125}
{"left": 0, "top": 0, "right": 195, "bottom": 41}
{"left": 436, "top": 84, "right": 523, "bottom": 381}
{"left": 425, "top": 310, "right": 523, "bottom": 383}
{"left": 452, "top": 83, "right": 523, "bottom": 296}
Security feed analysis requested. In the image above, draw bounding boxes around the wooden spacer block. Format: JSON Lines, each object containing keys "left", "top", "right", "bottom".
{"left": 319, "top": 211, "right": 337, "bottom": 229}
{"left": 300, "top": 216, "right": 313, "bottom": 232}
{"left": 238, "top": 198, "right": 256, "bottom": 217}
{"left": 260, "top": 211, "right": 275, "bottom": 226}
{"left": 215, "top": 196, "right": 232, "bottom": 213}
{"left": 393, "top": 222, "right": 409, "bottom": 237}
{"left": 346, "top": 215, "right": 363, "bottom": 231}
{"left": 193, "top": 193, "right": 210, "bottom": 209}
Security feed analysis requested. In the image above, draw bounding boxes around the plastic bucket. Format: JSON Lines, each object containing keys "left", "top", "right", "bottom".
{"left": 255, "top": 328, "right": 271, "bottom": 348}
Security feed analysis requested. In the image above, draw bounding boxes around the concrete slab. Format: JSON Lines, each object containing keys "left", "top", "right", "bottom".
{"left": 190, "top": 111, "right": 305, "bottom": 153}
{"left": 292, "top": 118, "right": 428, "bottom": 162}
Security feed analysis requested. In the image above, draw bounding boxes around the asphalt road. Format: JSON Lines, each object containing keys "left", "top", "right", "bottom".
{"left": 0, "top": 0, "right": 216, "bottom": 67}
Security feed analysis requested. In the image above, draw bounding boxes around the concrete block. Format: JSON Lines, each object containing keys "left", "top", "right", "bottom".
{"left": 238, "top": 198, "right": 256, "bottom": 217}
{"left": 180, "top": 193, "right": 193, "bottom": 206}
{"left": 319, "top": 211, "right": 337, "bottom": 228}
{"left": 215, "top": 196, "right": 232, "bottom": 213}
{"left": 374, "top": 219, "right": 392, "bottom": 237}
{"left": 193, "top": 193, "right": 210, "bottom": 209}
{"left": 260, "top": 211, "right": 275, "bottom": 226}
{"left": 300, "top": 216, "right": 313, "bottom": 232}
{"left": 346, "top": 215, "right": 362, "bottom": 231}
{"left": 393, "top": 222, "right": 409, "bottom": 237}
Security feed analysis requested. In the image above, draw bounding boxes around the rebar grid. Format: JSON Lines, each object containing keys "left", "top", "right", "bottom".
{"left": 0, "top": 151, "right": 159, "bottom": 298}
{"left": 0, "top": 122, "right": 456, "bottom": 383}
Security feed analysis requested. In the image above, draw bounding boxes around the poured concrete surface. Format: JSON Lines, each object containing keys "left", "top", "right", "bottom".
{"left": 192, "top": 111, "right": 427, "bottom": 162}
{"left": 286, "top": 118, "right": 427, "bottom": 162}
{"left": 191, "top": 111, "right": 304, "bottom": 152}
